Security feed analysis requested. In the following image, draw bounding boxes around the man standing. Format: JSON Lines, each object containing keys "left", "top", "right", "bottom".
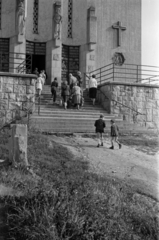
{"left": 51, "top": 78, "right": 58, "bottom": 103}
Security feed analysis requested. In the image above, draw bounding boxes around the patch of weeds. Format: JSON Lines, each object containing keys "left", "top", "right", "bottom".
{"left": 120, "top": 134, "right": 159, "bottom": 155}
{"left": 0, "top": 131, "right": 159, "bottom": 240}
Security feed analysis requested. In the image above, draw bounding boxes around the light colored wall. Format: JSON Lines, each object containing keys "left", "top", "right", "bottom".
{"left": 0, "top": 0, "right": 141, "bottom": 85}
{"left": 62, "top": 0, "right": 87, "bottom": 46}
{"left": 95, "top": 0, "right": 141, "bottom": 69}
{"left": 26, "top": 0, "right": 54, "bottom": 42}
{"left": 0, "top": 0, "right": 16, "bottom": 38}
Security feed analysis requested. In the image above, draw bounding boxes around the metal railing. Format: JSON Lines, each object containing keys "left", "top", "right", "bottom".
{"left": 0, "top": 52, "right": 32, "bottom": 74}
{"left": 85, "top": 63, "right": 159, "bottom": 86}
{"left": 85, "top": 73, "right": 146, "bottom": 124}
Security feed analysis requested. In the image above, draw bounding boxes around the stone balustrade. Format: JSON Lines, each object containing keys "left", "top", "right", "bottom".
{"left": 0, "top": 72, "right": 37, "bottom": 126}
{"left": 97, "top": 82, "right": 159, "bottom": 129}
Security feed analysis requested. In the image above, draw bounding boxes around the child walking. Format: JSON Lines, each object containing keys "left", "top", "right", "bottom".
{"left": 109, "top": 119, "right": 122, "bottom": 149}
{"left": 94, "top": 114, "right": 106, "bottom": 147}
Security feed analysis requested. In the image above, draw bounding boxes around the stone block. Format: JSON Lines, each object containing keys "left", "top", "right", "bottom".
{"left": 3, "top": 84, "right": 13, "bottom": 93}
{"left": 145, "top": 100, "right": 156, "bottom": 109}
{"left": 117, "top": 96, "right": 122, "bottom": 102}
{"left": 9, "top": 124, "right": 29, "bottom": 167}
{"left": 0, "top": 77, "right": 3, "bottom": 92}
{"left": 26, "top": 86, "right": 35, "bottom": 94}
{"left": 146, "top": 109, "right": 152, "bottom": 122}
{"left": 9, "top": 93, "right": 16, "bottom": 101}
{"left": 0, "top": 110, "right": 6, "bottom": 118}
{"left": 31, "top": 79, "right": 36, "bottom": 86}
{"left": 17, "top": 94, "right": 27, "bottom": 102}
{"left": 4, "top": 77, "right": 14, "bottom": 84}
{"left": 6, "top": 110, "right": 13, "bottom": 123}
{"left": 3, "top": 93, "right": 9, "bottom": 99}
{"left": 9, "top": 102, "right": 22, "bottom": 111}
{"left": 14, "top": 85, "right": 26, "bottom": 94}
{"left": 156, "top": 100, "right": 159, "bottom": 107}
{"left": 0, "top": 117, "right": 5, "bottom": 127}
{"left": 153, "top": 88, "right": 159, "bottom": 100}
{"left": 0, "top": 99, "right": 9, "bottom": 110}
{"left": 26, "top": 94, "right": 35, "bottom": 102}
{"left": 22, "top": 102, "right": 34, "bottom": 111}
{"left": 146, "top": 122, "right": 155, "bottom": 129}
{"left": 152, "top": 109, "right": 159, "bottom": 116}
{"left": 0, "top": 93, "right": 4, "bottom": 98}
{"left": 18, "top": 78, "right": 27, "bottom": 85}
{"left": 12, "top": 78, "right": 19, "bottom": 84}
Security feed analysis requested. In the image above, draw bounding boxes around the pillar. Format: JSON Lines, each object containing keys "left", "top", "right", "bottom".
{"left": 9, "top": 124, "right": 29, "bottom": 167}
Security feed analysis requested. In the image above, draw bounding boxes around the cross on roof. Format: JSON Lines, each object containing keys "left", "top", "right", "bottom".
{"left": 112, "top": 21, "right": 126, "bottom": 47}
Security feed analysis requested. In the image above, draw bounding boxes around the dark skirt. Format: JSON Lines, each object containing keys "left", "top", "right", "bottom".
{"left": 62, "top": 94, "right": 69, "bottom": 103}
{"left": 89, "top": 87, "right": 97, "bottom": 99}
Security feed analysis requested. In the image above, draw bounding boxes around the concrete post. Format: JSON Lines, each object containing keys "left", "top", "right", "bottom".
{"left": 9, "top": 124, "right": 29, "bottom": 167}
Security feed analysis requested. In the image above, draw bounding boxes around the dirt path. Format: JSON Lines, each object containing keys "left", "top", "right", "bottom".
{"left": 51, "top": 135, "right": 159, "bottom": 201}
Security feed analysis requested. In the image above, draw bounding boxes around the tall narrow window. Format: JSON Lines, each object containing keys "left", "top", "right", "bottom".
{"left": 67, "top": 0, "right": 72, "bottom": 38}
{"left": 33, "top": 0, "right": 39, "bottom": 34}
{"left": 0, "top": 0, "right": 2, "bottom": 30}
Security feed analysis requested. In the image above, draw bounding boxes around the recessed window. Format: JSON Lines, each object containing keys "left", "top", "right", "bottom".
{"left": 33, "top": 0, "right": 39, "bottom": 34}
{"left": 68, "top": 0, "right": 72, "bottom": 38}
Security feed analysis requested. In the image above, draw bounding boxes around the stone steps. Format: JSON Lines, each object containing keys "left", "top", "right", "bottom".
{"left": 32, "top": 86, "right": 122, "bottom": 132}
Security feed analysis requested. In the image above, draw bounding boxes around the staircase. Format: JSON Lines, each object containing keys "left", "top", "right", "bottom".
{"left": 31, "top": 85, "right": 123, "bottom": 133}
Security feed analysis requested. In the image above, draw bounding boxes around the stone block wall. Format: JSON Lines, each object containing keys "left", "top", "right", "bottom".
{"left": 97, "top": 82, "right": 159, "bottom": 129}
{"left": 0, "top": 73, "right": 37, "bottom": 126}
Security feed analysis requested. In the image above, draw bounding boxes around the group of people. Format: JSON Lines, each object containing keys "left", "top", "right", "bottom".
{"left": 51, "top": 71, "right": 84, "bottom": 110}
{"left": 95, "top": 115, "right": 122, "bottom": 149}
{"left": 34, "top": 68, "right": 47, "bottom": 96}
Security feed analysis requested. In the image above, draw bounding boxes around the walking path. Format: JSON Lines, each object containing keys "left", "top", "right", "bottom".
{"left": 51, "top": 134, "right": 159, "bottom": 201}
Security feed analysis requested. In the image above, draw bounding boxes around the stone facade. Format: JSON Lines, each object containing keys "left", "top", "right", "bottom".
{"left": 0, "top": 73, "right": 36, "bottom": 126}
{"left": 0, "top": 0, "right": 141, "bottom": 85}
{"left": 97, "top": 82, "right": 159, "bottom": 129}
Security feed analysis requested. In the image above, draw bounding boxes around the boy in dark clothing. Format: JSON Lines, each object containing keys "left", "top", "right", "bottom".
{"left": 51, "top": 78, "right": 58, "bottom": 103}
{"left": 94, "top": 114, "right": 106, "bottom": 147}
{"left": 110, "top": 119, "right": 122, "bottom": 149}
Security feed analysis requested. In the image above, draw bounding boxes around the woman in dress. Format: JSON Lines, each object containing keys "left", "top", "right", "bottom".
{"left": 71, "top": 82, "right": 81, "bottom": 110}
{"left": 36, "top": 74, "right": 43, "bottom": 96}
{"left": 61, "top": 81, "right": 70, "bottom": 109}
{"left": 88, "top": 74, "right": 97, "bottom": 105}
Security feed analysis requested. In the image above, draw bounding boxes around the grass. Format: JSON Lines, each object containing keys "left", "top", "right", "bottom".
{"left": 0, "top": 129, "right": 159, "bottom": 240}
{"left": 119, "top": 134, "right": 159, "bottom": 155}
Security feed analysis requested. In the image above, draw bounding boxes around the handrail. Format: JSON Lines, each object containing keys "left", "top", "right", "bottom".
{"left": 0, "top": 52, "right": 32, "bottom": 74}
{"left": 98, "top": 88, "right": 145, "bottom": 117}
{"left": 85, "top": 62, "right": 159, "bottom": 85}
{"left": 85, "top": 73, "right": 145, "bottom": 120}
{"left": 0, "top": 94, "right": 37, "bottom": 132}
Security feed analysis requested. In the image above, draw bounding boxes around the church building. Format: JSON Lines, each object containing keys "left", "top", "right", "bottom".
{"left": 0, "top": 0, "right": 141, "bottom": 85}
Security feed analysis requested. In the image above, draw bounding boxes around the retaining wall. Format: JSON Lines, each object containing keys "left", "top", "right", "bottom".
{"left": 0, "top": 73, "right": 37, "bottom": 126}
{"left": 97, "top": 82, "right": 159, "bottom": 129}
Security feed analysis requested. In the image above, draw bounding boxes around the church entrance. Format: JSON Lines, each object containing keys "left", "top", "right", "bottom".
{"left": 62, "top": 44, "right": 80, "bottom": 83}
{"left": 26, "top": 40, "right": 46, "bottom": 74}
